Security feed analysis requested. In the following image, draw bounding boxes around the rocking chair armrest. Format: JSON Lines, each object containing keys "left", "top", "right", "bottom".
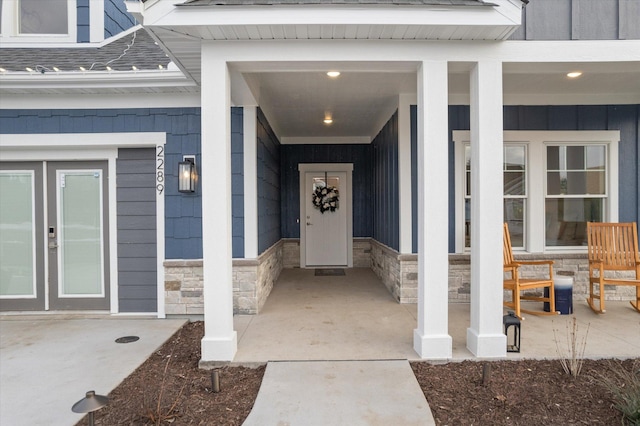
{"left": 512, "top": 260, "right": 554, "bottom": 266}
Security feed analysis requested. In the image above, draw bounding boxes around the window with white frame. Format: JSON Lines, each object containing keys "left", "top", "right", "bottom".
{"left": 0, "top": 0, "right": 76, "bottom": 43}
{"left": 454, "top": 130, "right": 619, "bottom": 253}
{"left": 463, "top": 144, "right": 527, "bottom": 249}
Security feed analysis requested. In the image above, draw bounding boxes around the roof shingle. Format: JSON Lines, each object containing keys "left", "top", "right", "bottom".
{"left": 0, "top": 29, "right": 170, "bottom": 73}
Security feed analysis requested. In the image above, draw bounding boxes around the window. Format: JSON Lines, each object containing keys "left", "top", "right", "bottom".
{"left": 0, "top": 0, "right": 76, "bottom": 43}
{"left": 545, "top": 145, "right": 606, "bottom": 247}
{"left": 464, "top": 144, "right": 527, "bottom": 248}
{"left": 19, "top": 0, "right": 68, "bottom": 35}
{"left": 454, "top": 131, "right": 619, "bottom": 253}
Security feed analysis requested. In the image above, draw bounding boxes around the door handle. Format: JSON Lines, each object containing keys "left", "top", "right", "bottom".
{"left": 306, "top": 222, "right": 312, "bottom": 226}
{"left": 48, "top": 241, "right": 58, "bottom": 249}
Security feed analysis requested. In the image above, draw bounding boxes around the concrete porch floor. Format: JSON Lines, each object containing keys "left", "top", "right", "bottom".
{"left": 233, "top": 268, "right": 640, "bottom": 363}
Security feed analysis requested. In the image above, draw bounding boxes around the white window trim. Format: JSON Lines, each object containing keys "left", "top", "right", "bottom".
{"left": 0, "top": 0, "right": 77, "bottom": 44}
{"left": 453, "top": 130, "right": 620, "bottom": 254}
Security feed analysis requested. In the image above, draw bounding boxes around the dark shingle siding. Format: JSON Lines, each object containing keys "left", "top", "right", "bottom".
{"left": 105, "top": 0, "right": 137, "bottom": 38}
{"left": 0, "top": 29, "right": 169, "bottom": 72}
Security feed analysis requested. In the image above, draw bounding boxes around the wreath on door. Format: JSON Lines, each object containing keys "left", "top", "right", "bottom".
{"left": 312, "top": 185, "right": 339, "bottom": 213}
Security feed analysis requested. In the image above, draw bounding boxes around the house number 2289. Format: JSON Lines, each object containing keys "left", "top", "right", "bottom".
{"left": 156, "top": 145, "right": 165, "bottom": 195}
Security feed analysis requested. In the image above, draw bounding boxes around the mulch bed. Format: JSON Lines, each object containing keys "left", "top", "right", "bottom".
{"left": 78, "top": 321, "right": 637, "bottom": 425}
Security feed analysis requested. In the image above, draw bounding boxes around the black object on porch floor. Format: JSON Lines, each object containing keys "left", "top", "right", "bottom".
{"left": 314, "top": 269, "right": 346, "bottom": 276}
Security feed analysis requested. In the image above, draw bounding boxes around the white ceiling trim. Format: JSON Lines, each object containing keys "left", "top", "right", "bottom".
{"left": 281, "top": 136, "right": 372, "bottom": 145}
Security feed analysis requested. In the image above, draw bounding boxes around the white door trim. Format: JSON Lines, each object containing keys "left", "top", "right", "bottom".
{"left": 0, "top": 132, "right": 167, "bottom": 315}
{"left": 298, "top": 163, "right": 353, "bottom": 269}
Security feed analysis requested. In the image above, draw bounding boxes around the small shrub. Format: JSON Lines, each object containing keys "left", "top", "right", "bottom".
{"left": 595, "top": 360, "right": 640, "bottom": 426}
{"left": 553, "top": 316, "right": 590, "bottom": 377}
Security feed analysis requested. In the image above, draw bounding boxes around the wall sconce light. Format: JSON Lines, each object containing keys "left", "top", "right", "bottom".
{"left": 178, "top": 155, "right": 197, "bottom": 193}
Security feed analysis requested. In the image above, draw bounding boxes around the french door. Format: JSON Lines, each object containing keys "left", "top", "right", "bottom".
{"left": 0, "top": 161, "right": 110, "bottom": 311}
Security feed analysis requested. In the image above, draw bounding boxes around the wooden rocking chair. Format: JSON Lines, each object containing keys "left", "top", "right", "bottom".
{"left": 503, "top": 223, "right": 559, "bottom": 320}
{"left": 586, "top": 222, "right": 640, "bottom": 314}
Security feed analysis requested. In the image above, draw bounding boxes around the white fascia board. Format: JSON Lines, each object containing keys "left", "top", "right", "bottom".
{"left": 0, "top": 93, "right": 201, "bottom": 110}
{"left": 213, "top": 39, "right": 640, "bottom": 67}
{"left": 280, "top": 136, "right": 371, "bottom": 145}
{"left": 489, "top": 0, "right": 523, "bottom": 23}
{"left": 0, "top": 71, "right": 193, "bottom": 89}
{"left": 150, "top": 6, "right": 519, "bottom": 28}
{"left": 0, "top": 132, "right": 166, "bottom": 150}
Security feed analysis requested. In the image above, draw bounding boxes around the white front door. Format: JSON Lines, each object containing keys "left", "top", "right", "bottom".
{"left": 299, "top": 162, "right": 354, "bottom": 268}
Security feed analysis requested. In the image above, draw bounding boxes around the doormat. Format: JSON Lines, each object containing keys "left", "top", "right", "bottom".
{"left": 315, "top": 269, "right": 346, "bottom": 276}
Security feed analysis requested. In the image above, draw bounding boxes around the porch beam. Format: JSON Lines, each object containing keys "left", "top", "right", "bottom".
{"left": 413, "top": 60, "right": 452, "bottom": 360}
{"left": 200, "top": 43, "right": 237, "bottom": 362}
{"left": 466, "top": 60, "right": 506, "bottom": 358}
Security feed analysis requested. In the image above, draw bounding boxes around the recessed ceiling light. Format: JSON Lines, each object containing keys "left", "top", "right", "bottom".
{"left": 567, "top": 71, "right": 582, "bottom": 78}
{"left": 323, "top": 118, "right": 333, "bottom": 124}
{"left": 326, "top": 71, "right": 340, "bottom": 78}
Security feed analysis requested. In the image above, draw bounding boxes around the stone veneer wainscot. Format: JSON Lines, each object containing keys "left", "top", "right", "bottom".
{"left": 164, "top": 238, "right": 636, "bottom": 315}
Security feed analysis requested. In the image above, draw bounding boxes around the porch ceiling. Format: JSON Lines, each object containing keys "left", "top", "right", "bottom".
{"left": 241, "top": 60, "right": 640, "bottom": 143}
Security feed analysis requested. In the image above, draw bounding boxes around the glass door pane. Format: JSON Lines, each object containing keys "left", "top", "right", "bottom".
{"left": 0, "top": 171, "right": 36, "bottom": 297}
{"left": 58, "top": 171, "right": 104, "bottom": 296}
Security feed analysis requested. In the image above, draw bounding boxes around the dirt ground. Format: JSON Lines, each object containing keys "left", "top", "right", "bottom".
{"left": 79, "top": 321, "right": 637, "bottom": 425}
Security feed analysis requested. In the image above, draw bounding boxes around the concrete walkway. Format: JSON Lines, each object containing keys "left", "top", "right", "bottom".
{"left": 0, "top": 316, "right": 185, "bottom": 426}
{"left": 243, "top": 360, "right": 435, "bottom": 426}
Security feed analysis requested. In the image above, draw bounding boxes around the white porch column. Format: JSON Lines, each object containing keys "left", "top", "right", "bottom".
{"left": 466, "top": 60, "right": 507, "bottom": 358}
{"left": 243, "top": 106, "right": 258, "bottom": 259}
{"left": 200, "top": 43, "right": 237, "bottom": 361}
{"left": 413, "top": 61, "right": 452, "bottom": 360}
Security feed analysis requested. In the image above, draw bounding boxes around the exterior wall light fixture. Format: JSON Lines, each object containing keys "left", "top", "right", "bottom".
{"left": 178, "top": 155, "right": 197, "bottom": 193}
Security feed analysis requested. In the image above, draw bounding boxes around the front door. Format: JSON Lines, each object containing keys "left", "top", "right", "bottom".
{"left": 304, "top": 171, "right": 348, "bottom": 267}
{"left": 0, "top": 161, "right": 110, "bottom": 311}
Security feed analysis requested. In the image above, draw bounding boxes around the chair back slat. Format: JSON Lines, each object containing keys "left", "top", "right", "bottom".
{"left": 587, "top": 222, "right": 640, "bottom": 269}
{"left": 503, "top": 223, "right": 514, "bottom": 266}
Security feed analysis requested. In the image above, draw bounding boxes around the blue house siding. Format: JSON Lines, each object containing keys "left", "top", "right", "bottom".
{"left": 0, "top": 107, "right": 204, "bottom": 260}
{"left": 105, "top": 0, "right": 137, "bottom": 39}
{"left": 116, "top": 148, "right": 157, "bottom": 312}
{"left": 77, "top": 0, "right": 90, "bottom": 43}
{"left": 372, "top": 110, "right": 400, "bottom": 251}
{"left": 257, "top": 108, "right": 281, "bottom": 254}
{"left": 280, "top": 144, "right": 374, "bottom": 239}
{"left": 231, "top": 107, "right": 245, "bottom": 258}
{"left": 445, "top": 104, "right": 640, "bottom": 251}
